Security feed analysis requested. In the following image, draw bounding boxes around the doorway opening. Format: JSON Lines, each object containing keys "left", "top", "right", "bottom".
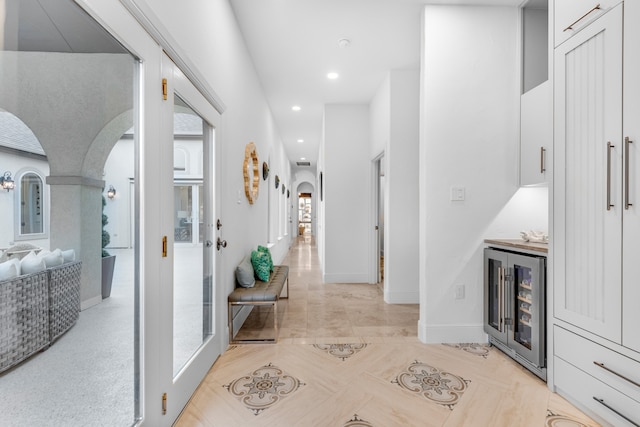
{"left": 298, "top": 192, "right": 312, "bottom": 236}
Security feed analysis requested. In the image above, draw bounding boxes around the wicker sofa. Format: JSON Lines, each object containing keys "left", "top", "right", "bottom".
{"left": 0, "top": 261, "right": 82, "bottom": 374}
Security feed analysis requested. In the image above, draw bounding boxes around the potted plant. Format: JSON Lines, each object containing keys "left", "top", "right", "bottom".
{"left": 101, "top": 195, "right": 116, "bottom": 298}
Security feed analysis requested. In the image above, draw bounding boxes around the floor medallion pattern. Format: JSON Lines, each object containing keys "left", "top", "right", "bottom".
{"left": 344, "top": 414, "right": 374, "bottom": 427}
{"left": 223, "top": 363, "right": 305, "bottom": 415}
{"left": 545, "top": 410, "right": 596, "bottom": 427}
{"left": 443, "top": 343, "right": 491, "bottom": 358}
{"left": 392, "top": 360, "right": 470, "bottom": 409}
{"left": 313, "top": 343, "right": 368, "bottom": 361}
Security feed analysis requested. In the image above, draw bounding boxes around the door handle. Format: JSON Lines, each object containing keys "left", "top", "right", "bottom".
{"left": 625, "top": 137, "right": 633, "bottom": 209}
{"left": 498, "top": 267, "right": 504, "bottom": 333}
{"left": 563, "top": 4, "right": 601, "bottom": 32}
{"left": 217, "top": 237, "right": 227, "bottom": 251}
{"left": 607, "top": 142, "right": 615, "bottom": 211}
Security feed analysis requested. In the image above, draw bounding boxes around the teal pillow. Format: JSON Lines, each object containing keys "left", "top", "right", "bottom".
{"left": 235, "top": 255, "right": 255, "bottom": 288}
{"left": 257, "top": 245, "right": 274, "bottom": 272}
{"left": 251, "top": 250, "right": 271, "bottom": 282}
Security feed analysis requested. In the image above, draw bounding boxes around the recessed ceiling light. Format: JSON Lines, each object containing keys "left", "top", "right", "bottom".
{"left": 327, "top": 72, "right": 339, "bottom": 80}
{"left": 292, "top": 105, "right": 301, "bottom": 111}
{"left": 337, "top": 38, "right": 351, "bottom": 48}
{"left": 297, "top": 139, "right": 304, "bottom": 143}
{"left": 300, "top": 157, "right": 306, "bottom": 160}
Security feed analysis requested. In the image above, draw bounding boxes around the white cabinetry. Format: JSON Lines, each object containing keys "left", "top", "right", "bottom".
{"left": 553, "top": 3, "right": 622, "bottom": 342}
{"left": 520, "top": 81, "right": 550, "bottom": 186}
{"left": 554, "top": 0, "right": 622, "bottom": 47}
{"left": 520, "top": 1, "right": 550, "bottom": 186}
{"left": 553, "top": 1, "right": 640, "bottom": 425}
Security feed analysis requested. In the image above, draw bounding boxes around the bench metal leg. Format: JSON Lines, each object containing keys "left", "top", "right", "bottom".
{"left": 228, "top": 301, "right": 279, "bottom": 345}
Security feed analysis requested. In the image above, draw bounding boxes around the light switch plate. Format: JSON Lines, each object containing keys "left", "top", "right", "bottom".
{"left": 450, "top": 186, "right": 465, "bottom": 201}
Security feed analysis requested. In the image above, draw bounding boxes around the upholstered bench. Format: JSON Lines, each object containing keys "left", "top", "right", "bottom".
{"left": 228, "top": 265, "right": 289, "bottom": 344}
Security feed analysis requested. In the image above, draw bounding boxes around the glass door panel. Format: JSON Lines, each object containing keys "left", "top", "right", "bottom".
{"left": 513, "top": 264, "right": 533, "bottom": 350}
{"left": 487, "top": 258, "right": 502, "bottom": 331}
{"left": 172, "top": 96, "right": 210, "bottom": 376}
{"left": 174, "top": 186, "right": 193, "bottom": 243}
{"left": 0, "top": 2, "right": 139, "bottom": 425}
{"left": 483, "top": 249, "right": 509, "bottom": 343}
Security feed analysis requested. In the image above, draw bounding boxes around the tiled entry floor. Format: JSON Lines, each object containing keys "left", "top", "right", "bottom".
{"left": 176, "top": 340, "right": 599, "bottom": 427}
{"left": 175, "top": 236, "right": 599, "bottom": 426}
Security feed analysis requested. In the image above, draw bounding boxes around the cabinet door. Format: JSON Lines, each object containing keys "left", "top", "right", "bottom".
{"left": 520, "top": 81, "right": 550, "bottom": 186}
{"left": 553, "top": 5, "right": 623, "bottom": 342}
{"left": 623, "top": 1, "right": 640, "bottom": 354}
{"left": 510, "top": 253, "right": 546, "bottom": 368}
{"left": 554, "top": 0, "right": 622, "bottom": 47}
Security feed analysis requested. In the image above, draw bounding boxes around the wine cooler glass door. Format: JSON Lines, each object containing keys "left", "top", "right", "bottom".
{"left": 510, "top": 253, "right": 546, "bottom": 367}
{"left": 483, "top": 249, "right": 509, "bottom": 343}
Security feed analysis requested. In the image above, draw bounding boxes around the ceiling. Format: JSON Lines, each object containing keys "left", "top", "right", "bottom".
{"left": 229, "top": 0, "right": 527, "bottom": 174}
{"left": 2, "top": 0, "right": 127, "bottom": 53}
{"left": 3, "top": 0, "right": 534, "bottom": 173}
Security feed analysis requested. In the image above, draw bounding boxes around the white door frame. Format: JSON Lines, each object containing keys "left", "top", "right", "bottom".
{"left": 158, "top": 52, "right": 223, "bottom": 425}
{"left": 370, "top": 152, "right": 385, "bottom": 284}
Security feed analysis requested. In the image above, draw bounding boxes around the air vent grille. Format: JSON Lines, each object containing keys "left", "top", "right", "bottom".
{"left": 296, "top": 161, "right": 311, "bottom": 166}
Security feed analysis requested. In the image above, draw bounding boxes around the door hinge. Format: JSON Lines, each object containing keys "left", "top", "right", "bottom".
{"left": 162, "top": 392, "right": 167, "bottom": 415}
{"left": 162, "top": 78, "right": 168, "bottom": 101}
{"left": 162, "top": 236, "right": 167, "bottom": 257}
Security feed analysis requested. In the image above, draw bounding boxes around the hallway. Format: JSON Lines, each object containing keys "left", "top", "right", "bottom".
{"left": 175, "top": 237, "right": 598, "bottom": 427}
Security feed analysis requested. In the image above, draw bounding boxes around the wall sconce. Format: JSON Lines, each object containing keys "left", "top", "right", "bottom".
{"left": 107, "top": 185, "right": 116, "bottom": 199}
{"left": 0, "top": 171, "right": 14, "bottom": 192}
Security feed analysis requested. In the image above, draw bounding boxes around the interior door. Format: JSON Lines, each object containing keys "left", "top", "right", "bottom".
{"left": 157, "top": 53, "right": 223, "bottom": 425}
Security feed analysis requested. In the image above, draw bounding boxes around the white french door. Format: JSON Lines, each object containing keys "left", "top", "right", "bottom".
{"left": 151, "top": 53, "right": 223, "bottom": 425}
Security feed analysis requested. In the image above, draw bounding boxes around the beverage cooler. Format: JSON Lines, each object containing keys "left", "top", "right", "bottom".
{"left": 484, "top": 247, "right": 546, "bottom": 380}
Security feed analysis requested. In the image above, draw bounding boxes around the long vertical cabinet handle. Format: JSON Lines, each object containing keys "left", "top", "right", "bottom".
{"left": 625, "top": 137, "right": 633, "bottom": 209}
{"left": 540, "top": 147, "right": 546, "bottom": 173}
{"left": 607, "top": 142, "right": 615, "bottom": 210}
{"left": 498, "top": 267, "right": 504, "bottom": 332}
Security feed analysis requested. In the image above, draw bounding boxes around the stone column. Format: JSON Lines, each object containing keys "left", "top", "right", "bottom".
{"left": 47, "top": 176, "right": 104, "bottom": 310}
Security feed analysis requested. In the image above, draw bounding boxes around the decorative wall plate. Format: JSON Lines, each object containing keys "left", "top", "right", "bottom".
{"left": 243, "top": 142, "right": 259, "bottom": 204}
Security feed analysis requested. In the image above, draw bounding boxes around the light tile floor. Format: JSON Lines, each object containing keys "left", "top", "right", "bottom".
{"left": 175, "top": 235, "right": 600, "bottom": 427}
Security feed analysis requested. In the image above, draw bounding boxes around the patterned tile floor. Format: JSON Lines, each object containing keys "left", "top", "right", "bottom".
{"left": 175, "top": 236, "right": 600, "bottom": 427}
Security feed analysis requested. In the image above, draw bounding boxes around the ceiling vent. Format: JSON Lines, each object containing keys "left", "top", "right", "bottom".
{"left": 296, "top": 161, "right": 311, "bottom": 167}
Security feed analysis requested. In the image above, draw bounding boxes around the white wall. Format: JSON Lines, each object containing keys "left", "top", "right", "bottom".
{"left": 370, "top": 69, "right": 420, "bottom": 303}
{"left": 143, "top": 1, "right": 292, "bottom": 271}
{"left": 321, "top": 105, "right": 370, "bottom": 283}
{"left": 370, "top": 75, "right": 390, "bottom": 158}
{"left": 419, "top": 5, "right": 523, "bottom": 343}
{"left": 387, "top": 69, "right": 420, "bottom": 303}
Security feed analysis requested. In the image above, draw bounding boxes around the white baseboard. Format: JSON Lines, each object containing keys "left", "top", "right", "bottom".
{"left": 81, "top": 295, "right": 102, "bottom": 311}
{"left": 322, "top": 273, "right": 369, "bottom": 283}
{"left": 384, "top": 290, "right": 419, "bottom": 304}
{"left": 418, "top": 322, "right": 487, "bottom": 344}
